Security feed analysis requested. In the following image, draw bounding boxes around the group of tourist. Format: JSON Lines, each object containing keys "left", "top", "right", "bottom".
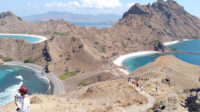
{"left": 128, "top": 77, "right": 159, "bottom": 92}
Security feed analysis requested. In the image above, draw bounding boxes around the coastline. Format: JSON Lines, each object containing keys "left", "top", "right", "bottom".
{"left": 113, "top": 39, "right": 192, "bottom": 75}
{"left": 113, "top": 51, "right": 160, "bottom": 75}
{"left": 164, "top": 39, "right": 192, "bottom": 46}
{"left": 0, "top": 33, "right": 48, "bottom": 43}
{"left": 3, "top": 61, "right": 65, "bottom": 95}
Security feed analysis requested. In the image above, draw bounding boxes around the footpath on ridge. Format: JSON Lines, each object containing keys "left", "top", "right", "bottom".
{"left": 126, "top": 83, "right": 156, "bottom": 112}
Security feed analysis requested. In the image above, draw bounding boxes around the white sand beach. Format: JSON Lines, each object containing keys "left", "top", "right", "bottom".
{"left": 164, "top": 40, "right": 180, "bottom": 46}
{"left": 164, "top": 39, "right": 192, "bottom": 46}
{"left": 113, "top": 39, "right": 193, "bottom": 75}
{"left": 113, "top": 51, "right": 159, "bottom": 75}
{"left": 0, "top": 33, "right": 47, "bottom": 43}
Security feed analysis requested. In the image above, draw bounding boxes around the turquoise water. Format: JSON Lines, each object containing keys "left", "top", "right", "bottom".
{"left": 123, "top": 40, "right": 200, "bottom": 73}
{"left": 0, "top": 35, "right": 42, "bottom": 43}
{"left": 0, "top": 65, "right": 49, "bottom": 106}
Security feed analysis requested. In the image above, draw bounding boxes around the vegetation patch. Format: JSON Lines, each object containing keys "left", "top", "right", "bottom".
{"left": 24, "top": 57, "right": 35, "bottom": 63}
{"left": 94, "top": 42, "right": 99, "bottom": 45}
{"left": 59, "top": 72, "right": 76, "bottom": 80}
{"left": 0, "top": 55, "right": 13, "bottom": 62}
{"left": 53, "top": 32, "right": 68, "bottom": 36}
{"left": 3, "top": 57, "right": 13, "bottom": 62}
{"left": 101, "top": 46, "right": 106, "bottom": 53}
{"left": 78, "top": 82, "right": 88, "bottom": 87}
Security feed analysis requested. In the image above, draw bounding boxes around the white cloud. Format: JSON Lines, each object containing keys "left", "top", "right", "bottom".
{"left": 44, "top": 0, "right": 122, "bottom": 9}
{"left": 81, "top": 0, "right": 122, "bottom": 9}
{"left": 127, "top": 2, "right": 135, "bottom": 8}
{"left": 43, "top": 0, "right": 126, "bottom": 15}
{"left": 44, "top": 1, "right": 80, "bottom": 8}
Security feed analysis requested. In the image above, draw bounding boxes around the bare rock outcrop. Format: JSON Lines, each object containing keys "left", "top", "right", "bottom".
{"left": 0, "top": 11, "right": 16, "bottom": 18}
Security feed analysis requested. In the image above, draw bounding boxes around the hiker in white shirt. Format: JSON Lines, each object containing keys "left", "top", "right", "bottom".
{"left": 15, "top": 86, "right": 30, "bottom": 112}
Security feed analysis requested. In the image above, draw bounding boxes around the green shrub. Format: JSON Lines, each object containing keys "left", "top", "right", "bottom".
{"left": 94, "top": 42, "right": 99, "bottom": 45}
{"left": 0, "top": 55, "right": 13, "bottom": 62}
{"left": 65, "top": 57, "right": 70, "bottom": 61}
{"left": 24, "top": 57, "right": 35, "bottom": 63}
{"left": 143, "top": 42, "right": 147, "bottom": 45}
{"left": 53, "top": 32, "right": 68, "bottom": 36}
{"left": 78, "top": 82, "right": 88, "bottom": 87}
{"left": 59, "top": 72, "right": 76, "bottom": 80}
{"left": 101, "top": 46, "right": 106, "bottom": 53}
{"left": 3, "top": 57, "right": 13, "bottom": 62}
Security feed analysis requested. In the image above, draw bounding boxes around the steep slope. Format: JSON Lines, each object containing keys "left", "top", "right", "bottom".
{"left": 0, "top": 79, "right": 147, "bottom": 112}
{"left": 0, "top": 11, "right": 77, "bottom": 35}
{"left": 0, "top": 38, "right": 46, "bottom": 65}
{"left": 0, "top": 11, "right": 105, "bottom": 75}
{"left": 129, "top": 55, "right": 200, "bottom": 111}
{"left": 121, "top": 0, "right": 200, "bottom": 41}
{"left": 131, "top": 55, "right": 200, "bottom": 90}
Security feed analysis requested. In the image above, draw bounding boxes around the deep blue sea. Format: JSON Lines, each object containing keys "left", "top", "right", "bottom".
{"left": 0, "top": 65, "right": 49, "bottom": 106}
{"left": 0, "top": 35, "right": 42, "bottom": 43}
{"left": 123, "top": 40, "right": 200, "bottom": 72}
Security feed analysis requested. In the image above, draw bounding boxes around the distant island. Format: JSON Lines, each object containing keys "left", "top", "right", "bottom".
{"left": 23, "top": 11, "right": 121, "bottom": 28}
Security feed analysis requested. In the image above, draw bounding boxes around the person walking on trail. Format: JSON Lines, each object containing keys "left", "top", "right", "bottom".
{"left": 140, "top": 85, "right": 143, "bottom": 91}
{"left": 136, "top": 81, "right": 139, "bottom": 87}
{"left": 156, "top": 84, "right": 159, "bottom": 92}
{"left": 15, "top": 86, "right": 30, "bottom": 112}
{"left": 128, "top": 77, "right": 132, "bottom": 83}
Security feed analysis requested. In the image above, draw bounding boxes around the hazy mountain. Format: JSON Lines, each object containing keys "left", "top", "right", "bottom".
{"left": 23, "top": 11, "right": 121, "bottom": 23}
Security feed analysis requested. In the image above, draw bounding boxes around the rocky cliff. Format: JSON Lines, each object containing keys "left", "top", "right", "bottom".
{"left": 120, "top": 0, "right": 200, "bottom": 41}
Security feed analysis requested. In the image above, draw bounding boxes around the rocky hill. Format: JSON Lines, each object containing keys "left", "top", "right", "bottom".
{"left": 121, "top": 0, "right": 200, "bottom": 41}
{"left": 0, "top": 0, "right": 200, "bottom": 92}
{"left": 1, "top": 56, "right": 200, "bottom": 112}
{"left": 130, "top": 55, "right": 200, "bottom": 112}
{"left": 106, "top": 0, "right": 200, "bottom": 55}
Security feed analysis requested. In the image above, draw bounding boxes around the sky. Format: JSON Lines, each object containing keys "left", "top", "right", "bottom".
{"left": 0, "top": 0, "right": 199, "bottom": 18}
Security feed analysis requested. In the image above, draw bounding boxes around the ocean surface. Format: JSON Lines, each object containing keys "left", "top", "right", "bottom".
{"left": 0, "top": 65, "right": 49, "bottom": 106}
{"left": 0, "top": 35, "right": 42, "bottom": 43}
{"left": 72, "top": 22, "right": 114, "bottom": 28}
{"left": 123, "top": 40, "right": 200, "bottom": 72}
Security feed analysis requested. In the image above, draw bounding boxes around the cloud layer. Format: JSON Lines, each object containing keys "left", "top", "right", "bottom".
{"left": 44, "top": 0, "right": 122, "bottom": 9}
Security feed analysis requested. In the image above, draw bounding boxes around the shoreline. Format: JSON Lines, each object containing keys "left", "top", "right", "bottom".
{"left": 164, "top": 39, "right": 192, "bottom": 46}
{"left": 113, "top": 51, "right": 159, "bottom": 75}
{"left": 0, "top": 33, "right": 48, "bottom": 43}
{"left": 113, "top": 39, "right": 192, "bottom": 75}
{"left": 3, "top": 61, "right": 65, "bottom": 95}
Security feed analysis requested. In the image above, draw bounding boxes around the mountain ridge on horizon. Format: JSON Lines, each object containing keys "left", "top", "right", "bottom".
{"left": 22, "top": 11, "right": 121, "bottom": 23}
